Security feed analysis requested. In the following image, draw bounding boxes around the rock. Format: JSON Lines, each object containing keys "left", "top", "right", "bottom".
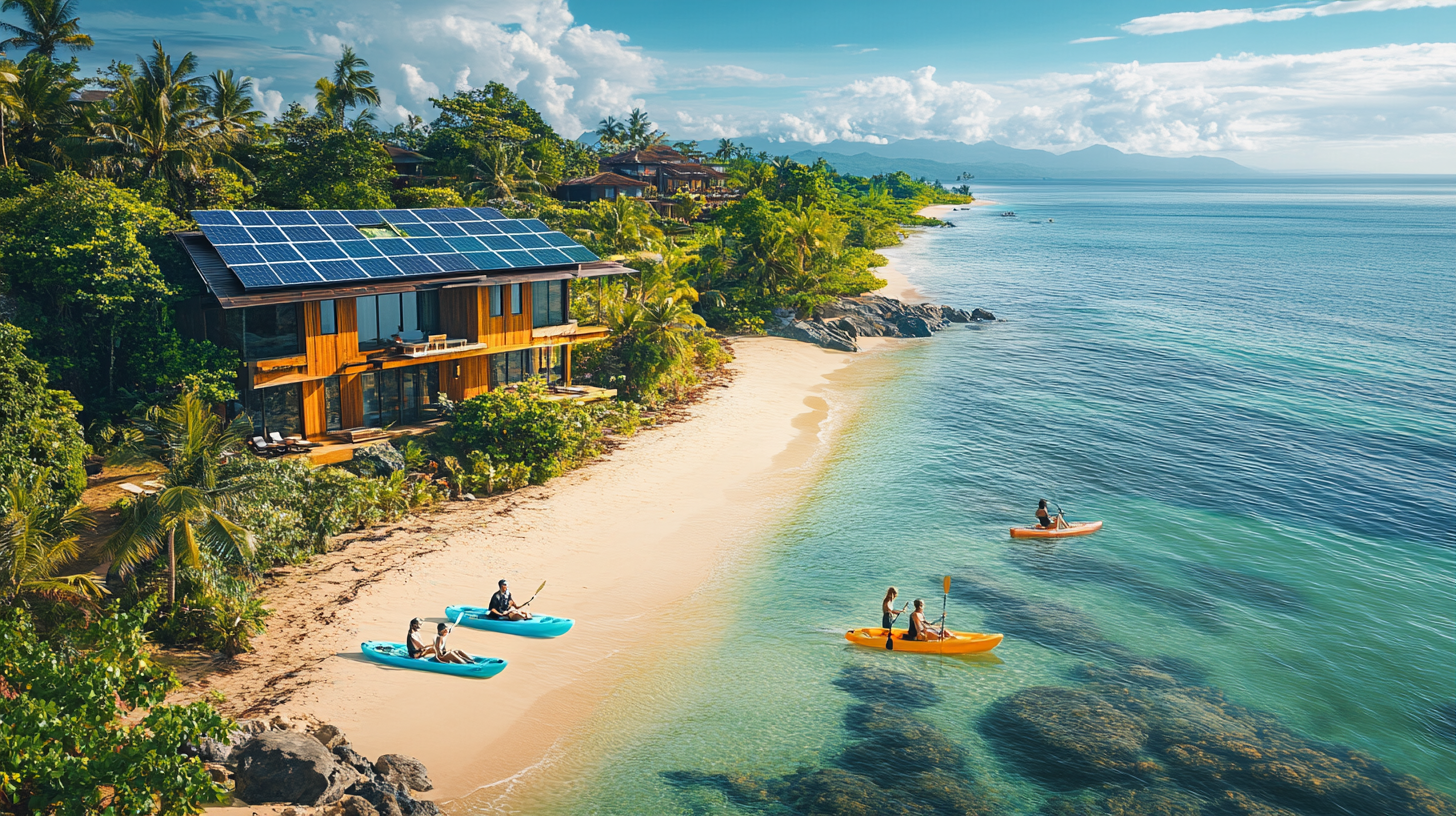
{"left": 831, "top": 317, "right": 859, "bottom": 338}
{"left": 374, "top": 754, "right": 433, "bottom": 792}
{"left": 312, "top": 724, "right": 347, "bottom": 750}
{"left": 832, "top": 665, "right": 942, "bottom": 710}
{"left": 980, "top": 686, "right": 1153, "bottom": 790}
{"left": 333, "top": 744, "right": 376, "bottom": 781}
{"left": 354, "top": 442, "right": 406, "bottom": 476}
{"left": 769, "top": 319, "right": 859, "bottom": 353}
{"left": 233, "top": 730, "right": 354, "bottom": 805}
{"left": 971, "top": 308, "right": 996, "bottom": 321}
{"left": 335, "top": 796, "right": 380, "bottom": 816}
{"left": 205, "top": 762, "right": 231, "bottom": 786}
{"left": 895, "top": 314, "right": 935, "bottom": 337}
{"left": 839, "top": 703, "right": 966, "bottom": 785}
{"left": 343, "top": 779, "right": 406, "bottom": 816}
{"left": 777, "top": 767, "right": 936, "bottom": 816}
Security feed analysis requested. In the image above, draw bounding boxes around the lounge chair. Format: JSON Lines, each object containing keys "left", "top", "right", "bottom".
{"left": 249, "top": 436, "right": 285, "bottom": 458}
{"left": 118, "top": 482, "right": 154, "bottom": 497}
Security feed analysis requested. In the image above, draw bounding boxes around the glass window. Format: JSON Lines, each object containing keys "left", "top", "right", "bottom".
{"left": 418, "top": 290, "right": 440, "bottom": 334}
{"left": 378, "top": 294, "right": 402, "bottom": 341}
{"left": 381, "top": 370, "right": 401, "bottom": 425}
{"left": 207, "top": 308, "right": 245, "bottom": 355}
{"left": 489, "top": 285, "right": 502, "bottom": 317}
{"left": 357, "top": 296, "right": 378, "bottom": 348}
{"left": 550, "top": 280, "right": 566, "bottom": 325}
{"left": 242, "top": 304, "right": 301, "bottom": 360}
{"left": 324, "top": 376, "right": 342, "bottom": 431}
{"left": 320, "top": 300, "right": 337, "bottom": 335}
{"left": 510, "top": 283, "right": 522, "bottom": 315}
{"left": 249, "top": 383, "right": 301, "bottom": 437}
{"left": 491, "top": 352, "right": 506, "bottom": 389}
{"left": 532, "top": 281, "right": 550, "bottom": 328}
{"left": 362, "top": 371, "right": 380, "bottom": 427}
{"left": 507, "top": 350, "right": 523, "bottom": 383}
{"left": 401, "top": 291, "right": 418, "bottom": 334}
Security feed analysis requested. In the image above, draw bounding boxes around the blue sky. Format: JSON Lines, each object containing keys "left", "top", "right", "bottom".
{"left": 56, "top": 0, "right": 1456, "bottom": 171}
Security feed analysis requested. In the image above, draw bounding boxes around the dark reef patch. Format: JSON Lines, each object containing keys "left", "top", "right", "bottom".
{"left": 833, "top": 664, "right": 943, "bottom": 710}
{"left": 980, "top": 686, "right": 1157, "bottom": 790}
{"left": 1179, "top": 562, "right": 1310, "bottom": 614}
{"left": 951, "top": 575, "right": 1135, "bottom": 659}
{"left": 1004, "top": 546, "right": 1228, "bottom": 633}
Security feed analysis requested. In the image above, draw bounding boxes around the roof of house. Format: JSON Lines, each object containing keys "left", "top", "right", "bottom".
{"left": 384, "top": 144, "right": 432, "bottom": 164}
{"left": 75, "top": 89, "right": 113, "bottom": 103}
{"left": 659, "top": 164, "right": 728, "bottom": 181}
{"left": 600, "top": 145, "right": 690, "bottom": 165}
{"left": 560, "top": 171, "right": 651, "bottom": 187}
{"left": 177, "top": 207, "right": 630, "bottom": 307}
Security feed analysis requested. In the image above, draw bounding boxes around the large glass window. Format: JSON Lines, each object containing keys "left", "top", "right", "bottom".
{"left": 361, "top": 364, "right": 440, "bottom": 427}
{"left": 536, "top": 345, "right": 565, "bottom": 384}
{"left": 510, "top": 283, "right": 522, "bottom": 315}
{"left": 319, "top": 300, "right": 337, "bottom": 335}
{"left": 489, "top": 285, "right": 503, "bottom": 317}
{"left": 356, "top": 291, "right": 441, "bottom": 349}
{"left": 489, "top": 349, "right": 535, "bottom": 389}
{"left": 246, "top": 383, "right": 302, "bottom": 438}
{"left": 217, "top": 304, "right": 300, "bottom": 360}
{"left": 323, "top": 376, "right": 342, "bottom": 431}
{"left": 532, "top": 280, "right": 568, "bottom": 328}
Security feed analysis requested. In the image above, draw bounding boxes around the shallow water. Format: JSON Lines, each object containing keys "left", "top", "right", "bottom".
{"left": 473, "top": 179, "right": 1456, "bottom": 814}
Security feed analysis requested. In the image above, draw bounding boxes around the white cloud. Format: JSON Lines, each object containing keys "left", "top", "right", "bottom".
{"left": 767, "top": 66, "right": 1000, "bottom": 144}
{"left": 250, "top": 77, "right": 284, "bottom": 119}
{"left": 400, "top": 63, "right": 440, "bottom": 102}
{"left": 667, "top": 64, "right": 786, "bottom": 88}
{"left": 1122, "top": 0, "right": 1456, "bottom": 35}
{"left": 1070, "top": 36, "right": 1121, "bottom": 44}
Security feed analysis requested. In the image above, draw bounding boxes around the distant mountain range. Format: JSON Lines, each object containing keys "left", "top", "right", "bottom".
{"left": 692, "top": 137, "right": 1260, "bottom": 180}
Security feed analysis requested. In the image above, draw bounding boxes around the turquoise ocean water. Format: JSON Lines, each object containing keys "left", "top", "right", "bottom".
{"left": 489, "top": 179, "right": 1456, "bottom": 814}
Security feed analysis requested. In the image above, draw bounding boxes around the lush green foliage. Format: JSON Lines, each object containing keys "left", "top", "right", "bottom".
{"left": 0, "top": 325, "right": 86, "bottom": 505}
{"left": 0, "top": 596, "right": 231, "bottom": 814}
{"left": 247, "top": 106, "right": 394, "bottom": 209}
{"left": 0, "top": 468, "right": 99, "bottom": 616}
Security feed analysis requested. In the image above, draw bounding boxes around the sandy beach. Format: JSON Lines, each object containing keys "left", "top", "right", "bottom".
{"left": 184, "top": 336, "right": 890, "bottom": 807}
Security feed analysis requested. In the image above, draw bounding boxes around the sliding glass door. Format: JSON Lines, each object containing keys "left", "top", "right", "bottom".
{"left": 360, "top": 364, "right": 440, "bottom": 428}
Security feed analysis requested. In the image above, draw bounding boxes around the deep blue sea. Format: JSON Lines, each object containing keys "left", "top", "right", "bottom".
{"left": 487, "top": 179, "right": 1456, "bottom": 815}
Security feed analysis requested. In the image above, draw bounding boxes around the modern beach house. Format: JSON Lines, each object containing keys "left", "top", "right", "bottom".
{"left": 174, "top": 206, "right": 631, "bottom": 459}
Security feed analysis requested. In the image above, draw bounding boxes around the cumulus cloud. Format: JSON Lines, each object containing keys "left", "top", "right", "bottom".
{"left": 707, "top": 44, "right": 1456, "bottom": 162}
{"left": 668, "top": 64, "right": 787, "bottom": 87}
{"left": 400, "top": 63, "right": 440, "bottom": 102}
{"left": 1122, "top": 0, "right": 1456, "bottom": 35}
{"left": 249, "top": 77, "right": 285, "bottom": 120}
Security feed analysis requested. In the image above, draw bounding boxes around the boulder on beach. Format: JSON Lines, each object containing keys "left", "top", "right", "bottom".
{"left": 233, "top": 730, "right": 354, "bottom": 805}
{"left": 375, "top": 753, "right": 434, "bottom": 792}
{"left": 769, "top": 319, "right": 859, "bottom": 353}
{"left": 354, "top": 442, "right": 406, "bottom": 475}
{"left": 971, "top": 308, "right": 996, "bottom": 321}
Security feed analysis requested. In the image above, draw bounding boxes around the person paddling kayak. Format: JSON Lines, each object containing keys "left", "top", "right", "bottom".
{"left": 406, "top": 618, "right": 436, "bottom": 660}
{"left": 487, "top": 579, "right": 533, "bottom": 621}
{"left": 907, "top": 599, "right": 949, "bottom": 641}
{"left": 882, "top": 586, "right": 900, "bottom": 628}
{"left": 1036, "top": 499, "right": 1065, "bottom": 530}
{"left": 434, "top": 622, "right": 472, "bottom": 664}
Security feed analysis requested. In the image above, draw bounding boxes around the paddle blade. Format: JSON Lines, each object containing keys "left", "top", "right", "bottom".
{"left": 534, "top": 580, "right": 547, "bottom": 595}
{"left": 885, "top": 631, "right": 894, "bottom": 650}
{"left": 943, "top": 575, "right": 951, "bottom": 594}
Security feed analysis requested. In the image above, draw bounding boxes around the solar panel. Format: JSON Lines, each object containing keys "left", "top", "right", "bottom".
{"left": 194, "top": 208, "right": 599, "bottom": 290}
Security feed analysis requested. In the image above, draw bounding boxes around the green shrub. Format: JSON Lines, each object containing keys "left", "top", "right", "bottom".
{"left": 0, "top": 324, "right": 89, "bottom": 506}
{"left": 391, "top": 186, "right": 465, "bottom": 208}
{"left": 0, "top": 596, "right": 232, "bottom": 813}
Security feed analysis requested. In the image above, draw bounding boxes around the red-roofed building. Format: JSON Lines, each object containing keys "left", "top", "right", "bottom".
{"left": 557, "top": 171, "right": 651, "bottom": 202}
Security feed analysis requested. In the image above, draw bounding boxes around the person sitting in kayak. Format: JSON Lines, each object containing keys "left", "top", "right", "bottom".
{"left": 434, "top": 622, "right": 472, "bottom": 665}
{"left": 406, "top": 618, "right": 436, "bottom": 660}
{"left": 487, "top": 579, "right": 533, "bottom": 621}
{"left": 907, "top": 599, "right": 949, "bottom": 641}
{"left": 1036, "top": 499, "right": 1065, "bottom": 530}
{"left": 882, "top": 586, "right": 901, "bottom": 629}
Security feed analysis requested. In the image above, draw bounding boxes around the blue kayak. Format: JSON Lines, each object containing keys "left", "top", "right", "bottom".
{"left": 445, "top": 605, "right": 575, "bottom": 638}
{"left": 360, "top": 641, "right": 507, "bottom": 678}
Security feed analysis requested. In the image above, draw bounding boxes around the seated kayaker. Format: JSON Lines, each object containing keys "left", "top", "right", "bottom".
{"left": 882, "top": 586, "right": 901, "bottom": 629}
{"left": 434, "top": 622, "right": 472, "bottom": 665}
{"left": 907, "top": 599, "right": 949, "bottom": 641}
{"left": 1036, "top": 499, "right": 1065, "bottom": 530}
{"left": 406, "top": 618, "right": 436, "bottom": 660}
{"left": 487, "top": 579, "right": 533, "bottom": 621}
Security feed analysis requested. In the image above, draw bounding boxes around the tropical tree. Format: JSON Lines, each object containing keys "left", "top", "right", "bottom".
{"left": 105, "top": 391, "right": 255, "bottom": 609}
{"left": 0, "top": 469, "right": 99, "bottom": 611}
{"left": 571, "top": 195, "right": 664, "bottom": 255}
{"left": 0, "top": 0, "right": 92, "bottom": 58}
{"left": 782, "top": 196, "right": 844, "bottom": 276}
{"left": 201, "top": 68, "right": 264, "bottom": 142}
{"left": 595, "top": 115, "right": 625, "bottom": 149}
{"left": 713, "top": 138, "right": 736, "bottom": 161}
{"left": 625, "top": 107, "right": 659, "bottom": 148}
{"left": 0, "top": 52, "right": 81, "bottom": 169}
{"left": 314, "top": 45, "right": 380, "bottom": 126}
{"left": 463, "top": 141, "right": 544, "bottom": 202}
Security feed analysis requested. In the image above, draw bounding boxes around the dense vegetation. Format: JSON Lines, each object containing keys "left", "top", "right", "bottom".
{"left": 0, "top": 3, "right": 966, "bottom": 811}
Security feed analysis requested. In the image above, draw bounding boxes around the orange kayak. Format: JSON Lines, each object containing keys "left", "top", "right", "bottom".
{"left": 844, "top": 628, "right": 1003, "bottom": 654}
{"left": 1010, "top": 520, "right": 1104, "bottom": 539}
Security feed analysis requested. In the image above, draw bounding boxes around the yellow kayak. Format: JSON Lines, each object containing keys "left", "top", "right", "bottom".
{"left": 845, "top": 627, "right": 1003, "bottom": 654}
{"left": 1010, "top": 520, "right": 1103, "bottom": 539}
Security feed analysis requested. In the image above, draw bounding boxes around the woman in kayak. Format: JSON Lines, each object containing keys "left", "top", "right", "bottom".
{"left": 406, "top": 618, "right": 436, "bottom": 660}
{"left": 487, "top": 579, "right": 533, "bottom": 621}
{"left": 1036, "top": 499, "right": 1064, "bottom": 530}
{"left": 907, "top": 599, "right": 949, "bottom": 641}
{"left": 882, "top": 587, "right": 901, "bottom": 629}
{"left": 434, "top": 622, "right": 473, "bottom": 665}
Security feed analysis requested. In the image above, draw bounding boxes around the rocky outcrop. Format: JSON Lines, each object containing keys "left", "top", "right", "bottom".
{"left": 767, "top": 294, "right": 997, "bottom": 352}
{"left": 375, "top": 754, "right": 433, "bottom": 792}
{"left": 354, "top": 442, "right": 406, "bottom": 476}
{"left": 233, "top": 731, "right": 355, "bottom": 805}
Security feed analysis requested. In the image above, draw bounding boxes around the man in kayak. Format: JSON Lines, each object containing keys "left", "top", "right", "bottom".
{"left": 1036, "top": 499, "right": 1065, "bottom": 530}
{"left": 406, "top": 618, "right": 436, "bottom": 660}
{"left": 434, "top": 621, "right": 472, "bottom": 664}
{"left": 487, "top": 579, "right": 533, "bottom": 621}
{"left": 907, "top": 599, "right": 949, "bottom": 641}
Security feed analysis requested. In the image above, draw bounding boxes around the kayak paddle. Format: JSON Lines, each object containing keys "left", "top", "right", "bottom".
{"left": 884, "top": 604, "right": 909, "bottom": 650}
{"left": 940, "top": 576, "right": 951, "bottom": 662}
{"left": 518, "top": 580, "right": 547, "bottom": 618}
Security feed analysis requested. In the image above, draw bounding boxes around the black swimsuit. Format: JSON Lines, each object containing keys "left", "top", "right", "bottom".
{"left": 908, "top": 614, "right": 924, "bottom": 641}
{"left": 487, "top": 590, "right": 512, "bottom": 619}
{"left": 1037, "top": 511, "right": 1053, "bottom": 528}
{"left": 406, "top": 633, "right": 422, "bottom": 658}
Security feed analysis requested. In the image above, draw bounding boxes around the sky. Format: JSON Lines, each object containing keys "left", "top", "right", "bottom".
{"left": 55, "top": 0, "right": 1456, "bottom": 172}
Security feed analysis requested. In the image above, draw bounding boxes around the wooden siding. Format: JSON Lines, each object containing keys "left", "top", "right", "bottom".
{"left": 440, "top": 288, "right": 480, "bottom": 344}
{"left": 301, "top": 379, "right": 326, "bottom": 438}
{"left": 480, "top": 283, "right": 536, "bottom": 349}
{"left": 443, "top": 354, "right": 490, "bottom": 402}
{"left": 303, "top": 298, "right": 362, "bottom": 377}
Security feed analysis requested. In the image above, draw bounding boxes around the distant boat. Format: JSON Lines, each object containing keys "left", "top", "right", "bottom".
{"left": 1000, "top": 211, "right": 1016, "bottom": 217}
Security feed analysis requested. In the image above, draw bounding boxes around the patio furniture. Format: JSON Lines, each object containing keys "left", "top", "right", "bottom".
{"left": 118, "top": 483, "right": 154, "bottom": 497}
{"left": 340, "top": 427, "right": 388, "bottom": 443}
{"left": 249, "top": 436, "right": 285, "bottom": 458}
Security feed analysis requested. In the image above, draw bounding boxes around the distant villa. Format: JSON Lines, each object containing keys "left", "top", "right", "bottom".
{"left": 559, "top": 145, "right": 737, "bottom": 214}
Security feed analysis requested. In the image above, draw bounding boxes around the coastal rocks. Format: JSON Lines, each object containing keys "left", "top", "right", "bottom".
{"left": 374, "top": 754, "right": 433, "bottom": 792}
{"left": 233, "top": 731, "right": 354, "bottom": 806}
{"left": 354, "top": 442, "right": 406, "bottom": 476}
{"left": 981, "top": 687, "right": 1154, "bottom": 790}
{"left": 769, "top": 294, "right": 996, "bottom": 352}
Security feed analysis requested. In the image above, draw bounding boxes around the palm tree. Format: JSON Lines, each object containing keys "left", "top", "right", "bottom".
{"left": 0, "top": 0, "right": 92, "bottom": 58}
{"left": 0, "top": 58, "right": 18, "bottom": 165}
{"left": 572, "top": 195, "right": 664, "bottom": 255}
{"left": 104, "top": 391, "right": 254, "bottom": 609}
{"left": 463, "top": 141, "right": 545, "bottom": 202}
{"left": 201, "top": 69, "right": 263, "bottom": 143}
{"left": 0, "top": 469, "right": 101, "bottom": 609}
{"left": 625, "top": 108, "right": 655, "bottom": 148}
{"left": 0, "top": 52, "right": 81, "bottom": 168}
{"left": 595, "top": 115, "right": 625, "bottom": 149}
{"left": 314, "top": 45, "right": 380, "bottom": 126}
{"left": 713, "top": 138, "right": 735, "bottom": 162}
{"left": 782, "top": 196, "right": 843, "bottom": 276}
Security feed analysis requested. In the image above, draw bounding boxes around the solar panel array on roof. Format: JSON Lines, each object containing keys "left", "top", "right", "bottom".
{"left": 191, "top": 207, "right": 599, "bottom": 290}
